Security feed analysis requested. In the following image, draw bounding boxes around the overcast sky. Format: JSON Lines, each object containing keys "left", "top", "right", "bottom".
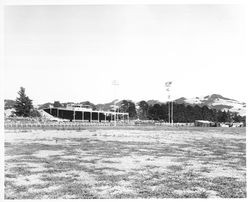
{"left": 4, "top": 4, "right": 247, "bottom": 105}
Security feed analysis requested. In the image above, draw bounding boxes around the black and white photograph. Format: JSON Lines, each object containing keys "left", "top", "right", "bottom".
{"left": 1, "top": 0, "right": 248, "bottom": 199}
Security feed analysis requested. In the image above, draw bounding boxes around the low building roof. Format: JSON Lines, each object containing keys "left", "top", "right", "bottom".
{"left": 195, "top": 120, "right": 214, "bottom": 124}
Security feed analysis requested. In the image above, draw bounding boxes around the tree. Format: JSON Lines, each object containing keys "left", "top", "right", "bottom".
{"left": 14, "top": 87, "right": 33, "bottom": 117}
{"left": 80, "top": 101, "right": 97, "bottom": 110}
{"left": 119, "top": 100, "right": 137, "bottom": 119}
{"left": 193, "top": 105, "right": 202, "bottom": 121}
{"left": 161, "top": 103, "right": 168, "bottom": 122}
{"left": 201, "top": 105, "right": 214, "bottom": 121}
{"left": 53, "top": 101, "right": 62, "bottom": 108}
{"left": 138, "top": 100, "right": 149, "bottom": 120}
{"left": 147, "top": 105, "right": 157, "bottom": 120}
{"left": 38, "top": 102, "right": 53, "bottom": 109}
{"left": 212, "top": 109, "right": 218, "bottom": 122}
{"left": 185, "top": 105, "right": 196, "bottom": 122}
{"left": 217, "top": 110, "right": 228, "bottom": 122}
{"left": 173, "top": 103, "right": 186, "bottom": 122}
{"left": 226, "top": 110, "right": 233, "bottom": 123}
{"left": 147, "top": 104, "right": 165, "bottom": 121}
{"left": 30, "top": 109, "right": 41, "bottom": 118}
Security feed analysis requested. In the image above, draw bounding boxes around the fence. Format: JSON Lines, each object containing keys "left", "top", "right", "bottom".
{"left": 154, "top": 122, "right": 195, "bottom": 127}
{"left": 4, "top": 121, "right": 126, "bottom": 130}
{"left": 4, "top": 120, "right": 195, "bottom": 130}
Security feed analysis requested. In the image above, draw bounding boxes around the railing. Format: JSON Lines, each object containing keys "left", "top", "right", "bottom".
{"left": 154, "top": 122, "right": 195, "bottom": 127}
{"left": 4, "top": 121, "right": 195, "bottom": 130}
{"left": 4, "top": 121, "right": 131, "bottom": 130}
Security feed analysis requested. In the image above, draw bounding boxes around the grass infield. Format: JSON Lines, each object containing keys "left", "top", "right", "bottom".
{"left": 4, "top": 127, "right": 246, "bottom": 199}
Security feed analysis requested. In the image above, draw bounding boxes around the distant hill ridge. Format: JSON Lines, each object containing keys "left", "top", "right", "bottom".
{"left": 174, "top": 94, "right": 246, "bottom": 116}
{"left": 4, "top": 94, "right": 246, "bottom": 116}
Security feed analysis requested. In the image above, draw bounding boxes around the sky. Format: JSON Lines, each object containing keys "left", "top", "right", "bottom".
{"left": 3, "top": 4, "right": 247, "bottom": 105}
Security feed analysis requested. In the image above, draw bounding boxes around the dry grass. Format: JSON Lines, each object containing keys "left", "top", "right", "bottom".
{"left": 5, "top": 127, "right": 246, "bottom": 199}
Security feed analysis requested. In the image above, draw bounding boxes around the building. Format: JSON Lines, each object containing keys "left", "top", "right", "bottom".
{"left": 231, "top": 122, "right": 244, "bottom": 127}
{"left": 194, "top": 120, "right": 216, "bottom": 127}
{"left": 43, "top": 103, "right": 129, "bottom": 122}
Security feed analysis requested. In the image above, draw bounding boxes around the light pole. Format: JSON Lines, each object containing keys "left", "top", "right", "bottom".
{"left": 165, "top": 81, "right": 173, "bottom": 126}
{"left": 112, "top": 80, "right": 119, "bottom": 126}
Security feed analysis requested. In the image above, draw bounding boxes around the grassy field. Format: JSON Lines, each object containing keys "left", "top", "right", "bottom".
{"left": 4, "top": 127, "right": 246, "bottom": 199}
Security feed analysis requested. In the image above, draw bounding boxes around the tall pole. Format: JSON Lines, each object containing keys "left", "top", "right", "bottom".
{"left": 165, "top": 81, "right": 173, "bottom": 126}
{"left": 112, "top": 80, "right": 119, "bottom": 126}
{"left": 168, "top": 99, "right": 170, "bottom": 124}
{"left": 171, "top": 99, "right": 174, "bottom": 125}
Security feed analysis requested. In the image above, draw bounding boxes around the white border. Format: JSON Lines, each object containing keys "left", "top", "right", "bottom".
{"left": 3, "top": 0, "right": 247, "bottom": 6}
{"left": 0, "top": 0, "right": 5, "bottom": 200}
{"left": 1, "top": 0, "right": 249, "bottom": 202}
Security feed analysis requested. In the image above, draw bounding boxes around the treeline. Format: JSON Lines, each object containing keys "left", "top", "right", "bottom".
{"left": 108, "top": 100, "right": 245, "bottom": 124}
{"left": 136, "top": 102, "right": 246, "bottom": 123}
{"left": 47, "top": 99, "right": 246, "bottom": 124}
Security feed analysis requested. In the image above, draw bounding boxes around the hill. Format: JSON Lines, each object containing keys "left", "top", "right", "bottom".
{"left": 174, "top": 94, "right": 246, "bottom": 116}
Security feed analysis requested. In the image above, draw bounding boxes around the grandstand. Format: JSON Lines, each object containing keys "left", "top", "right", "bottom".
{"left": 43, "top": 103, "right": 129, "bottom": 123}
